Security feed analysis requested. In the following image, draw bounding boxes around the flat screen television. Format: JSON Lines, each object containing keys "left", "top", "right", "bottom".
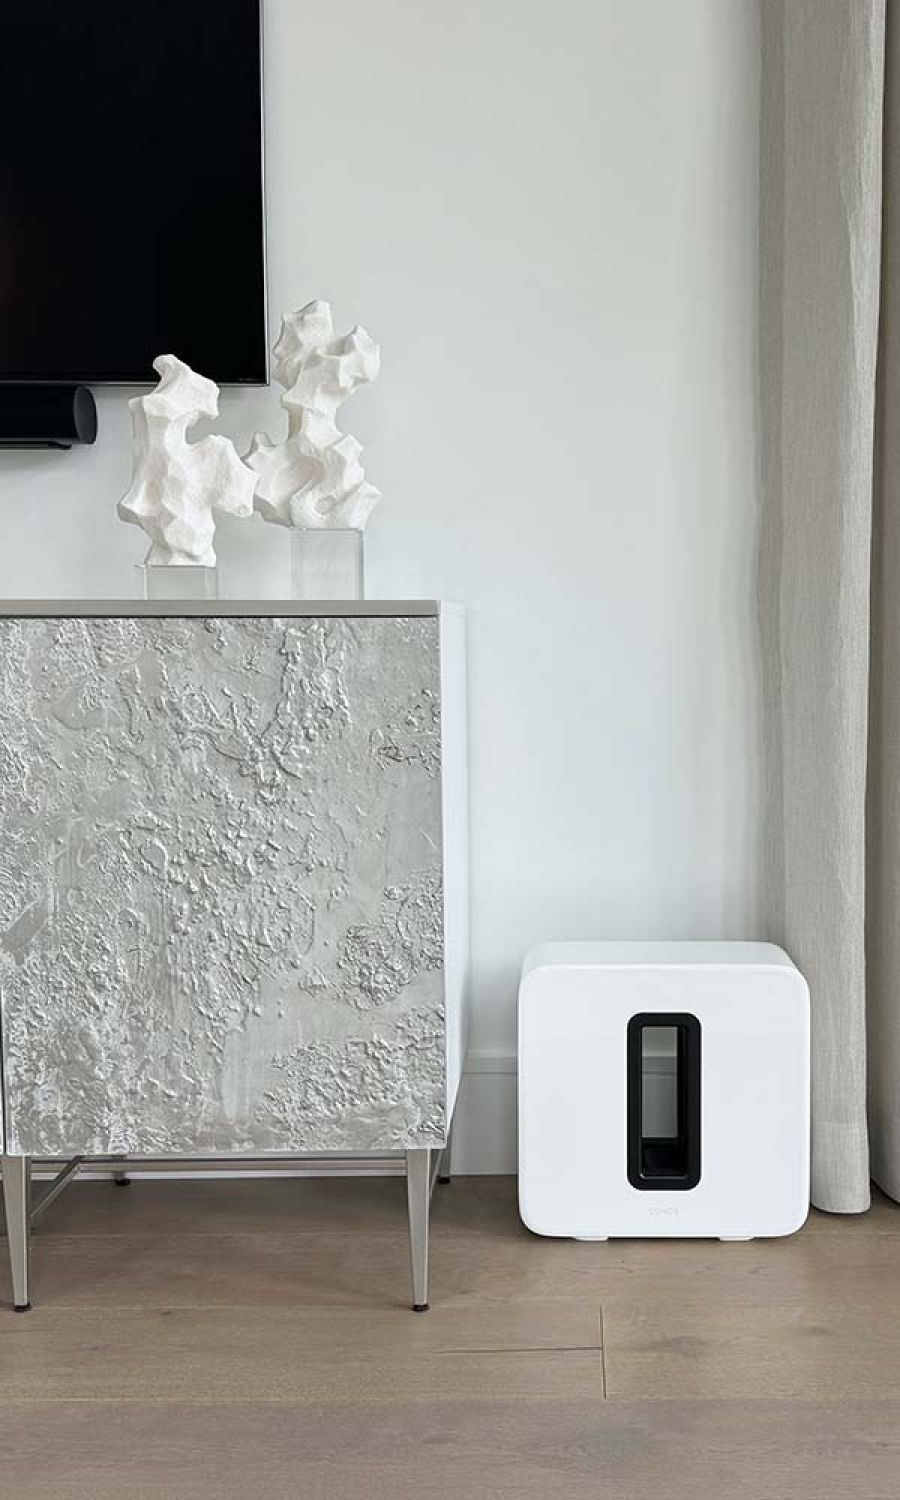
{"left": 0, "top": 0, "right": 266, "bottom": 386}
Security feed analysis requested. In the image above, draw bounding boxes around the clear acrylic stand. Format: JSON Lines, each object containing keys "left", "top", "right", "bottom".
{"left": 290, "top": 529, "right": 364, "bottom": 600}
{"left": 138, "top": 565, "right": 219, "bottom": 601}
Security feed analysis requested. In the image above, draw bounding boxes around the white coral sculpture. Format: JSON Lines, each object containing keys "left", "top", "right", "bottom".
{"left": 118, "top": 354, "right": 256, "bottom": 566}
{"left": 247, "top": 300, "right": 381, "bottom": 529}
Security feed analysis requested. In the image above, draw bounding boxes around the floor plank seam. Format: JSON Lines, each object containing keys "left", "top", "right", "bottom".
{"left": 0, "top": 1395, "right": 617, "bottom": 1407}
{"left": 25, "top": 1230, "right": 413, "bottom": 1241}
{"left": 435, "top": 1346, "right": 602, "bottom": 1356}
{"left": 598, "top": 1307, "right": 608, "bottom": 1399}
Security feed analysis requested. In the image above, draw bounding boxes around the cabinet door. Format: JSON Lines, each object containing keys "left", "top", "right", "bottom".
{"left": 0, "top": 615, "right": 444, "bottom": 1154}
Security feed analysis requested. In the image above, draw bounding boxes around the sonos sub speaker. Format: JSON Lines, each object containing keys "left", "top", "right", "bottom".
{"left": 518, "top": 941, "right": 810, "bottom": 1241}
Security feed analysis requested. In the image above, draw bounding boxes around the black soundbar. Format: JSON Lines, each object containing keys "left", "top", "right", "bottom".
{"left": 0, "top": 385, "right": 98, "bottom": 449}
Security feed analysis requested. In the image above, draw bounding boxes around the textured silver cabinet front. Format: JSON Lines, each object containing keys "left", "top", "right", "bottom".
{"left": 0, "top": 614, "right": 445, "bottom": 1155}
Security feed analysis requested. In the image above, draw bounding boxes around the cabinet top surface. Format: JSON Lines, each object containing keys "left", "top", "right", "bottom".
{"left": 0, "top": 599, "right": 440, "bottom": 618}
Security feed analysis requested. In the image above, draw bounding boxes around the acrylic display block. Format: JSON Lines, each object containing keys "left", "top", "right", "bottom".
{"left": 290, "top": 528, "right": 364, "bottom": 600}
{"left": 139, "top": 565, "right": 219, "bottom": 601}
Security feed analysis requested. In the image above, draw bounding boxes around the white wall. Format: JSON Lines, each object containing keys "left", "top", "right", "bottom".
{"left": 0, "top": 0, "right": 761, "bottom": 1168}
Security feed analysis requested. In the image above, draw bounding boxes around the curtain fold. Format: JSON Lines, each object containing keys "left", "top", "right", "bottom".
{"left": 759, "top": 0, "right": 886, "bottom": 1212}
{"left": 869, "top": 1, "right": 900, "bottom": 1203}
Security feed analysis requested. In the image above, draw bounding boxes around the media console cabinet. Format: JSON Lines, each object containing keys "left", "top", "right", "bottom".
{"left": 0, "top": 600, "right": 467, "bottom": 1311}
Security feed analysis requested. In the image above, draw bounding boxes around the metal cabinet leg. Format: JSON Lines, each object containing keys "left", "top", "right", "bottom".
{"left": 437, "top": 1124, "right": 453, "bottom": 1185}
{"left": 1, "top": 1155, "right": 31, "bottom": 1311}
{"left": 406, "top": 1148, "right": 431, "bottom": 1312}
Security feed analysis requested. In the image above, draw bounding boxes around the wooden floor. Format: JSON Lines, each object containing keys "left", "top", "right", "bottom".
{"left": 1, "top": 1175, "right": 899, "bottom": 1498}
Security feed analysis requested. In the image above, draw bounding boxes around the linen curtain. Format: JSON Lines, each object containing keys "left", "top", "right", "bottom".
{"left": 759, "top": 0, "right": 900, "bottom": 1211}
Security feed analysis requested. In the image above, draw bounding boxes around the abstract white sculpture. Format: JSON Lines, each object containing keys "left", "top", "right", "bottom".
{"left": 118, "top": 354, "right": 256, "bottom": 567}
{"left": 247, "top": 300, "right": 381, "bottom": 529}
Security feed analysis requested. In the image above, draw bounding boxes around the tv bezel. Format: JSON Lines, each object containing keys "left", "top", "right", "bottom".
{"left": 0, "top": 1, "right": 268, "bottom": 389}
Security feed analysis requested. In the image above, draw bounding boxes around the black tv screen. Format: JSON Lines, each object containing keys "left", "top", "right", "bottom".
{"left": 0, "top": 0, "right": 266, "bottom": 385}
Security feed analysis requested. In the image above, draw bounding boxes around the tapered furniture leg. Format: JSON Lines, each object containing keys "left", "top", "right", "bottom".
{"left": 1, "top": 1155, "right": 31, "bottom": 1311}
{"left": 406, "top": 1148, "right": 431, "bottom": 1311}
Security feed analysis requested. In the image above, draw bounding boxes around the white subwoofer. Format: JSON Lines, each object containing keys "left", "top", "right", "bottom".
{"left": 518, "top": 942, "right": 810, "bottom": 1241}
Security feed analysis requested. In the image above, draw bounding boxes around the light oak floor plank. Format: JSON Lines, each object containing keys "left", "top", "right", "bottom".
{"left": 21, "top": 1219, "right": 900, "bottom": 1312}
{"left": 602, "top": 1295, "right": 900, "bottom": 1399}
{"left": 0, "top": 1304, "right": 604, "bottom": 1404}
{"left": 26, "top": 1174, "right": 414, "bottom": 1238}
{"left": 0, "top": 1399, "right": 899, "bottom": 1500}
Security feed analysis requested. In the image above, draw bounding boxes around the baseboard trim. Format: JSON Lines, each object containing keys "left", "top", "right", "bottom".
{"left": 460, "top": 1050, "right": 517, "bottom": 1076}
{"left": 452, "top": 1051, "right": 518, "bottom": 1175}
